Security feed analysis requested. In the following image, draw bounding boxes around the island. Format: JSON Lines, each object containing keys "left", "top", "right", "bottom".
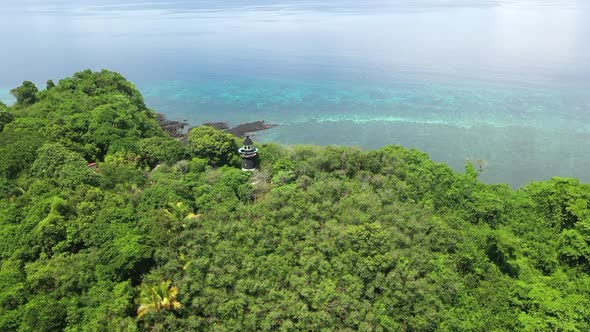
{"left": 0, "top": 70, "right": 588, "bottom": 332}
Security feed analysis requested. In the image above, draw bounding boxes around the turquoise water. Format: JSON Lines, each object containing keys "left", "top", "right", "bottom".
{"left": 1, "top": 0, "right": 589, "bottom": 187}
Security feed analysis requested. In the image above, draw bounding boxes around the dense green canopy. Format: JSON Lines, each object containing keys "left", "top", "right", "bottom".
{"left": 1, "top": 70, "right": 589, "bottom": 331}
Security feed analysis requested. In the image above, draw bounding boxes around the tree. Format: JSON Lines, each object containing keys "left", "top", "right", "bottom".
{"left": 10, "top": 81, "right": 38, "bottom": 106}
{"left": 138, "top": 136, "right": 188, "bottom": 168}
{"left": 31, "top": 143, "right": 85, "bottom": 177}
{"left": 20, "top": 296, "right": 67, "bottom": 331}
{"left": 46, "top": 80, "right": 55, "bottom": 90}
{"left": 98, "top": 233, "right": 155, "bottom": 282}
{"left": 0, "top": 111, "right": 14, "bottom": 133}
{"left": 188, "top": 126, "right": 238, "bottom": 166}
{"left": 137, "top": 280, "right": 182, "bottom": 319}
{"left": 0, "top": 129, "right": 45, "bottom": 178}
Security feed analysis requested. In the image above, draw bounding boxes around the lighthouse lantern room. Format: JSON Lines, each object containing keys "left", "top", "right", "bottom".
{"left": 238, "top": 136, "right": 258, "bottom": 171}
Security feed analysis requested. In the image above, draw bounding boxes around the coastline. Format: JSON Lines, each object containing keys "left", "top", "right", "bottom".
{"left": 156, "top": 113, "right": 276, "bottom": 139}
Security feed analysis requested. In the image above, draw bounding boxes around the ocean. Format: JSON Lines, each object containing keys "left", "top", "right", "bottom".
{"left": 1, "top": 0, "right": 589, "bottom": 187}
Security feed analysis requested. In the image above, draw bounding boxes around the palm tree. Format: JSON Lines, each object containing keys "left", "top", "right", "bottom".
{"left": 137, "top": 280, "right": 182, "bottom": 319}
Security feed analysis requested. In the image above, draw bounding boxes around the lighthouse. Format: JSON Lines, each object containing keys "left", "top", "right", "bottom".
{"left": 238, "top": 136, "right": 258, "bottom": 171}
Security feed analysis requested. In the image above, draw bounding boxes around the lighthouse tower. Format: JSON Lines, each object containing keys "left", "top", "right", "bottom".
{"left": 238, "top": 136, "right": 258, "bottom": 171}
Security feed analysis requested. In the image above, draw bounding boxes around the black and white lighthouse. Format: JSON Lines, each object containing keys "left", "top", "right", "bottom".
{"left": 238, "top": 136, "right": 258, "bottom": 171}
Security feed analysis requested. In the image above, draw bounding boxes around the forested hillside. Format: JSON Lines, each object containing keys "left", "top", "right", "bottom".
{"left": 1, "top": 70, "right": 589, "bottom": 331}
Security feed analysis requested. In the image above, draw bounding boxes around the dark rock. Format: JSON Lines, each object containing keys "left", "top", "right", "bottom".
{"left": 157, "top": 113, "right": 188, "bottom": 138}
{"left": 204, "top": 122, "right": 230, "bottom": 130}
{"left": 157, "top": 113, "right": 277, "bottom": 141}
{"left": 227, "top": 121, "right": 277, "bottom": 137}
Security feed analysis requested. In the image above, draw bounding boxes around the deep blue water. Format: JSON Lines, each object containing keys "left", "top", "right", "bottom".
{"left": 1, "top": 0, "right": 589, "bottom": 187}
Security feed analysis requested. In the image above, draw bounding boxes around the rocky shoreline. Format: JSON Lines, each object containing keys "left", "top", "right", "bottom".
{"left": 156, "top": 114, "right": 189, "bottom": 139}
{"left": 157, "top": 114, "right": 276, "bottom": 139}
{"left": 225, "top": 121, "right": 277, "bottom": 137}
